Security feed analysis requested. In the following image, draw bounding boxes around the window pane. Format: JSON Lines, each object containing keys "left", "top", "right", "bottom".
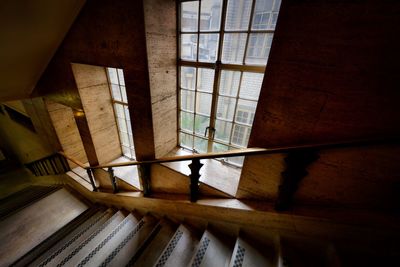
{"left": 251, "top": 0, "right": 273, "bottom": 30}
{"left": 236, "top": 99, "right": 257, "bottom": 125}
{"left": 111, "top": 84, "right": 122, "bottom": 101}
{"left": 122, "top": 146, "right": 131, "bottom": 158}
{"left": 107, "top": 68, "right": 118, "bottom": 84}
{"left": 222, "top": 33, "right": 247, "bottom": 64}
{"left": 180, "top": 66, "right": 196, "bottom": 90}
{"left": 194, "top": 137, "right": 208, "bottom": 153}
{"left": 181, "top": 1, "right": 199, "bottom": 31}
{"left": 214, "top": 119, "right": 232, "bottom": 143}
{"left": 127, "top": 120, "right": 132, "bottom": 135}
{"left": 245, "top": 33, "right": 273, "bottom": 65}
{"left": 120, "top": 132, "right": 130, "bottom": 146}
{"left": 181, "top": 34, "right": 198, "bottom": 61}
{"left": 117, "top": 69, "right": 125, "bottom": 86}
{"left": 180, "top": 132, "right": 194, "bottom": 149}
{"left": 196, "top": 92, "right": 212, "bottom": 116}
{"left": 197, "top": 68, "right": 215, "bottom": 93}
{"left": 219, "top": 70, "right": 240, "bottom": 97}
{"left": 114, "top": 104, "right": 124, "bottom": 119}
{"left": 124, "top": 106, "right": 131, "bottom": 121}
{"left": 200, "top": 0, "right": 222, "bottom": 31}
{"left": 199, "top": 34, "right": 219, "bottom": 63}
{"left": 118, "top": 118, "right": 127, "bottom": 133}
{"left": 181, "top": 89, "right": 195, "bottom": 112}
{"left": 231, "top": 124, "right": 251, "bottom": 147}
{"left": 212, "top": 142, "right": 229, "bottom": 152}
{"left": 120, "top": 86, "right": 128, "bottom": 102}
{"left": 225, "top": 0, "right": 252, "bottom": 30}
{"left": 180, "top": 111, "right": 194, "bottom": 132}
{"left": 216, "top": 96, "right": 236, "bottom": 121}
{"left": 239, "top": 72, "right": 264, "bottom": 100}
{"left": 194, "top": 114, "right": 210, "bottom": 135}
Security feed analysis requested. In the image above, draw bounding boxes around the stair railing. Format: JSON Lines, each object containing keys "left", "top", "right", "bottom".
{"left": 55, "top": 137, "right": 399, "bottom": 203}
{"left": 25, "top": 153, "right": 70, "bottom": 176}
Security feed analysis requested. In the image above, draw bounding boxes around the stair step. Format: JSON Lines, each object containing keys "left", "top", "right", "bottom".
{"left": 133, "top": 219, "right": 178, "bottom": 267}
{"left": 11, "top": 206, "right": 100, "bottom": 267}
{"left": 76, "top": 213, "right": 142, "bottom": 266}
{"left": 189, "top": 230, "right": 234, "bottom": 267}
{"left": 98, "top": 215, "right": 158, "bottom": 267}
{"left": 29, "top": 208, "right": 114, "bottom": 267}
{"left": 49, "top": 210, "right": 127, "bottom": 266}
{"left": 154, "top": 224, "right": 200, "bottom": 267}
{"left": 229, "top": 237, "right": 274, "bottom": 267}
{"left": 0, "top": 185, "right": 60, "bottom": 220}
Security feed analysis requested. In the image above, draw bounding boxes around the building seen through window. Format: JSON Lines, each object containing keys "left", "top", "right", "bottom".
{"left": 179, "top": 0, "right": 281, "bottom": 166}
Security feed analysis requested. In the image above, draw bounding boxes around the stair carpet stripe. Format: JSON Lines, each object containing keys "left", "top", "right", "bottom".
{"left": 98, "top": 218, "right": 146, "bottom": 267}
{"left": 191, "top": 236, "right": 211, "bottom": 267}
{"left": 232, "top": 245, "right": 246, "bottom": 267}
{"left": 10, "top": 207, "right": 100, "bottom": 267}
{"left": 155, "top": 229, "right": 184, "bottom": 267}
{"left": 35, "top": 209, "right": 112, "bottom": 266}
{"left": 50, "top": 211, "right": 126, "bottom": 266}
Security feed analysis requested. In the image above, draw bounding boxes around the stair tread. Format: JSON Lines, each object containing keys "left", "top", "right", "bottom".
{"left": 75, "top": 213, "right": 142, "bottom": 266}
{"left": 133, "top": 219, "right": 178, "bottom": 267}
{"left": 30, "top": 208, "right": 113, "bottom": 267}
{"left": 154, "top": 224, "right": 200, "bottom": 267}
{"left": 51, "top": 210, "right": 126, "bottom": 267}
{"left": 100, "top": 215, "right": 158, "bottom": 267}
{"left": 229, "top": 237, "right": 274, "bottom": 267}
{"left": 189, "top": 229, "right": 234, "bottom": 267}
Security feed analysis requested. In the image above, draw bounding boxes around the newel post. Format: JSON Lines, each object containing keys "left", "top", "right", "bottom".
{"left": 138, "top": 163, "right": 151, "bottom": 196}
{"left": 108, "top": 167, "right": 118, "bottom": 193}
{"left": 188, "top": 158, "right": 203, "bottom": 202}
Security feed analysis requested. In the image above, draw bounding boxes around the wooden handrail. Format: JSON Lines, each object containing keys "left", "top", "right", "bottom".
{"left": 57, "top": 151, "right": 87, "bottom": 168}
{"left": 85, "top": 136, "right": 399, "bottom": 170}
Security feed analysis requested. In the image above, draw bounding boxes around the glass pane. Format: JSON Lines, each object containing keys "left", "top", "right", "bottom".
{"left": 214, "top": 119, "right": 232, "bottom": 143}
{"left": 251, "top": 0, "right": 273, "bottom": 30}
{"left": 235, "top": 99, "right": 257, "bottom": 125}
{"left": 122, "top": 146, "right": 131, "bottom": 158}
{"left": 199, "top": 34, "right": 219, "bottom": 62}
{"left": 181, "top": 89, "right": 195, "bottom": 112}
{"left": 180, "top": 111, "right": 194, "bottom": 132}
{"left": 124, "top": 106, "right": 131, "bottom": 121}
{"left": 212, "top": 142, "right": 229, "bottom": 152}
{"left": 180, "top": 66, "right": 196, "bottom": 90}
{"left": 222, "top": 33, "right": 247, "bottom": 64}
{"left": 196, "top": 92, "right": 212, "bottom": 116}
{"left": 117, "top": 118, "right": 127, "bottom": 133}
{"left": 180, "top": 132, "right": 194, "bottom": 149}
{"left": 127, "top": 120, "right": 132, "bottom": 134}
{"left": 219, "top": 70, "right": 240, "bottom": 97}
{"left": 200, "top": 0, "right": 222, "bottom": 31}
{"left": 239, "top": 72, "right": 264, "bottom": 100}
{"left": 181, "top": 1, "right": 199, "bottom": 31}
{"left": 197, "top": 68, "right": 215, "bottom": 93}
{"left": 128, "top": 133, "right": 134, "bottom": 147}
{"left": 216, "top": 96, "right": 236, "bottom": 121}
{"left": 117, "top": 69, "right": 125, "bottom": 86}
{"left": 225, "top": 0, "right": 252, "bottom": 30}
{"left": 181, "top": 34, "right": 198, "bottom": 61}
{"left": 194, "top": 114, "right": 210, "bottom": 135}
{"left": 111, "top": 84, "right": 122, "bottom": 101}
{"left": 107, "top": 68, "right": 118, "bottom": 84}
{"left": 245, "top": 33, "right": 273, "bottom": 65}
{"left": 114, "top": 104, "right": 124, "bottom": 119}
{"left": 120, "top": 86, "right": 128, "bottom": 102}
{"left": 194, "top": 137, "right": 208, "bottom": 153}
{"left": 120, "top": 132, "right": 130, "bottom": 146}
{"left": 231, "top": 124, "right": 251, "bottom": 147}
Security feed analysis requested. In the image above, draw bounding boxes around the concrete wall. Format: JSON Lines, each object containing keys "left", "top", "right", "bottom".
{"left": 144, "top": 0, "right": 178, "bottom": 158}
{"left": 33, "top": 0, "right": 156, "bottom": 161}
{"left": 71, "top": 63, "right": 121, "bottom": 164}
{"left": 0, "top": 101, "right": 53, "bottom": 163}
{"left": 237, "top": 0, "right": 400, "bottom": 210}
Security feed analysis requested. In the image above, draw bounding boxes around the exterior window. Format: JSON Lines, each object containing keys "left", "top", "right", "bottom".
{"left": 179, "top": 0, "right": 281, "bottom": 166}
{"left": 106, "top": 68, "right": 136, "bottom": 160}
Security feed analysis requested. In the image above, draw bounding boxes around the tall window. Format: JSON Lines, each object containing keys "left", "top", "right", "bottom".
{"left": 106, "top": 68, "right": 136, "bottom": 160}
{"left": 179, "top": 0, "right": 281, "bottom": 166}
